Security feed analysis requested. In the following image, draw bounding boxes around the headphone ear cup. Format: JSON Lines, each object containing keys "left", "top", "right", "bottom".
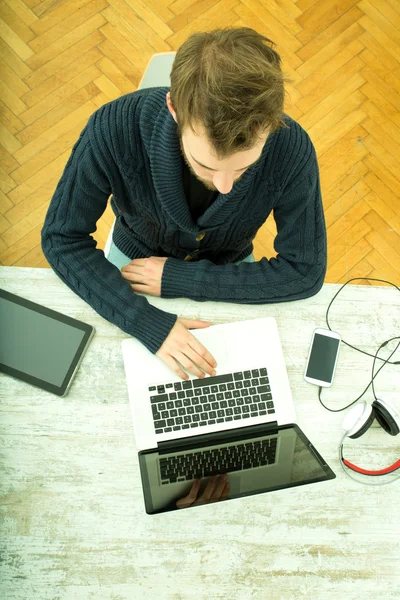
{"left": 373, "top": 400, "right": 400, "bottom": 436}
{"left": 348, "top": 408, "right": 375, "bottom": 439}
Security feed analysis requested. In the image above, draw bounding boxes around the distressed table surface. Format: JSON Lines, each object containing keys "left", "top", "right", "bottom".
{"left": 1, "top": 267, "right": 399, "bottom": 600}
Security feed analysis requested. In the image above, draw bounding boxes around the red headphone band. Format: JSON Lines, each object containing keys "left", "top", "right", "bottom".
{"left": 342, "top": 458, "right": 400, "bottom": 476}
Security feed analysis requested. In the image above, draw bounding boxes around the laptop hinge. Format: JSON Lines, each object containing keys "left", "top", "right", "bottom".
{"left": 157, "top": 421, "right": 279, "bottom": 453}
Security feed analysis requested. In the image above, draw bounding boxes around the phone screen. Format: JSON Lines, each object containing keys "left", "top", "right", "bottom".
{"left": 306, "top": 333, "right": 340, "bottom": 383}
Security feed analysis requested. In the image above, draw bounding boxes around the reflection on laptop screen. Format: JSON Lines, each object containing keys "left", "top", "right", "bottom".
{"left": 138, "top": 425, "right": 335, "bottom": 514}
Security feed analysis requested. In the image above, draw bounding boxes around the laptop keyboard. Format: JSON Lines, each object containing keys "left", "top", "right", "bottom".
{"left": 159, "top": 438, "right": 277, "bottom": 484}
{"left": 149, "top": 368, "right": 275, "bottom": 435}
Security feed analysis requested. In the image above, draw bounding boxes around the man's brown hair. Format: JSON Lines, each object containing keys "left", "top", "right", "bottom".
{"left": 169, "top": 27, "right": 293, "bottom": 160}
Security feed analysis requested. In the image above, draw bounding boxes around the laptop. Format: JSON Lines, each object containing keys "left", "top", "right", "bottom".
{"left": 121, "top": 317, "right": 335, "bottom": 514}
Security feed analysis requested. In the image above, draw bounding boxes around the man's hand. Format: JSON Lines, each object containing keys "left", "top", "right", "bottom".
{"left": 120, "top": 256, "right": 167, "bottom": 296}
{"left": 156, "top": 318, "right": 217, "bottom": 380}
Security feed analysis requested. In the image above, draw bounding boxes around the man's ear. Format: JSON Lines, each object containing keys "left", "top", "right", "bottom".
{"left": 166, "top": 92, "right": 177, "bottom": 123}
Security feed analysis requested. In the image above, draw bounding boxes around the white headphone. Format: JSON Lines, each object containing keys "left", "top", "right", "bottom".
{"left": 339, "top": 399, "right": 400, "bottom": 485}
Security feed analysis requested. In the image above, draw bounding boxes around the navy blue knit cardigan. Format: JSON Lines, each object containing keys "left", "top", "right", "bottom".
{"left": 41, "top": 87, "right": 327, "bottom": 354}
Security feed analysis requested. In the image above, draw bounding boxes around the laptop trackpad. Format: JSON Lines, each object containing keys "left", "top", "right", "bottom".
{"left": 190, "top": 327, "right": 231, "bottom": 366}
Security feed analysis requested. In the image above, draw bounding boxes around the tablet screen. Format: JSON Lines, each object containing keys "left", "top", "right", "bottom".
{"left": 0, "top": 289, "right": 94, "bottom": 395}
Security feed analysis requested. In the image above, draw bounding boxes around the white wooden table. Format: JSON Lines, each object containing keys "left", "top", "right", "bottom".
{"left": 1, "top": 266, "right": 399, "bottom": 600}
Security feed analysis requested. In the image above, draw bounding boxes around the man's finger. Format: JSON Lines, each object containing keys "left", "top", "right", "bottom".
{"left": 176, "top": 479, "right": 201, "bottom": 508}
{"left": 209, "top": 474, "right": 229, "bottom": 502}
{"left": 197, "top": 475, "right": 218, "bottom": 503}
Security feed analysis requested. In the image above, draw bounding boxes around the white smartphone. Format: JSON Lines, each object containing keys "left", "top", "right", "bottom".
{"left": 304, "top": 328, "right": 341, "bottom": 387}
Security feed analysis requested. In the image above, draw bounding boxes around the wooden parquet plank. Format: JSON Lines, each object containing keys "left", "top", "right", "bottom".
{"left": 327, "top": 198, "right": 371, "bottom": 243}
{"left": 361, "top": 99, "right": 400, "bottom": 147}
{"left": 297, "top": 0, "right": 359, "bottom": 44}
{"left": 101, "top": 5, "right": 171, "bottom": 54}
{"left": 0, "top": 223, "right": 44, "bottom": 264}
{"left": 30, "top": 0, "right": 92, "bottom": 36}
{"left": 2, "top": 198, "right": 50, "bottom": 247}
{"left": 0, "top": 121, "right": 23, "bottom": 155}
{"left": 0, "top": 165, "right": 16, "bottom": 195}
{"left": 362, "top": 134, "right": 400, "bottom": 190}
{"left": 19, "top": 64, "right": 101, "bottom": 127}
{"left": 97, "top": 38, "right": 142, "bottom": 86}
{"left": 360, "top": 29, "right": 400, "bottom": 73}
{"left": 360, "top": 82, "right": 400, "bottom": 128}
{"left": 363, "top": 155, "right": 400, "bottom": 204}
{"left": 93, "top": 73, "right": 121, "bottom": 101}
{"left": 363, "top": 175, "right": 400, "bottom": 234}
{"left": 26, "top": 13, "right": 106, "bottom": 71}
{"left": 326, "top": 237, "right": 373, "bottom": 282}
{"left": 32, "top": 0, "right": 74, "bottom": 20}
{"left": 0, "top": 55, "right": 30, "bottom": 98}
{"left": 6, "top": 149, "right": 76, "bottom": 218}
{"left": 365, "top": 230, "right": 400, "bottom": 279}
{"left": 318, "top": 128, "right": 369, "bottom": 190}
{"left": 297, "top": 5, "right": 364, "bottom": 62}
{"left": 372, "top": 0, "right": 400, "bottom": 24}
{"left": 96, "top": 56, "right": 135, "bottom": 95}
{"left": 0, "top": 188, "right": 14, "bottom": 215}
{"left": 14, "top": 241, "right": 46, "bottom": 267}
{"left": 361, "top": 66, "right": 400, "bottom": 114}
{"left": 359, "top": 14, "right": 400, "bottom": 64}
{"left": 364, "top": 210, "right": 400, "bottom": 259}
{"left": 313, "top": 117, "right": 367, "bottom": 165}
{"left": 12, "top": 100, "right": 96, "bottom": 167}
{"left": 0, "top": 37, "right": 32, "bottom": 78}
{"left": 361, "top": 48, "right": 400, "bottom": 97}
{"left": 0, "top": 147, "right": 19, "bottom": 177}
{"left": 0, "top": 1, "right": 36, "bottom": 43}
{"left": 0, "top": 78, "right": 28, "bottom": 115}
{"left": 3, "top": 0, "right": 39, "bottom": 27}
{"left": 24, "top": 29, "right": 104, "bottom": 89}
{"left": 98, "top": 22, "right": 157, "bottom": 73}
{"left": 299, "top": 77, "right": 366, "bottom": 134}
{"left": 327, "top": 217, "right": 372, "bottom": 266}
{"left": 0, "top": 16, "right": 34, "bottom": 60}
{"left": 367, "top": 249, "right": 400, "bottom": 284}
{"left": 337, "top": 256, "right": 374, "bottom": 284}
{"left": 296, "top": 41, "right": 365, "bottom": 101}
{"left": 235, "top": 4, "right": 303, "bottom": 69}
{"left": 107, "top": 0, "right": 174, "bottom": 42}
{"left": 358, "top": 0, "right": 400, "bottom": 44}
{"left": 29, "top": 0, "right": 108, "bottom": 54}
{"left": 22, "top": 46, "right": 103, "bottom": 107}
{"left": 296, "top": 22, "right": 364, "bottom": 79}
{"left": 245, "top": 0, "right": 303, "bottom": 36}
{"left": 17, "top": 83, "right": 98, "bottom": 146}
{"left": 229, "top": 1, "right": 303, "bottom": 53}
{"left": 0, "top": 99, "right": 25, "bottom": 136}
{"left": 0, "top": 211, "right": 11, "bottom": 235}
{"left": 11, "top": 117, "right": 92, "bottom": 185}
{"left": 324, "top": 178, "right": 370, "bottom": 228}
{"left": 323, "top": 161, "right": 369, "bottom": 210}
{"left": 362, "top": 118, "right": 400, "bottom": 166}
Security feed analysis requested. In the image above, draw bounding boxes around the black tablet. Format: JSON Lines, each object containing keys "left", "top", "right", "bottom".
{"left": 0, "top": 289, "right": 95, "bottom": 397}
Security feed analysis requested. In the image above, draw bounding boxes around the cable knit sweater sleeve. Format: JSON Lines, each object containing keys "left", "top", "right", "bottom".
{"left": 161, "top": 145, "right": 327, "bottom": 304}
{"left": 41, "top": 113, "right": 177, "bottom": 354}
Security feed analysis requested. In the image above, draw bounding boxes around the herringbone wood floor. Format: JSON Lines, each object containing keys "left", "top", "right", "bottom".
{"left": 1, "top": 0, "right": 400, "bottom": 287}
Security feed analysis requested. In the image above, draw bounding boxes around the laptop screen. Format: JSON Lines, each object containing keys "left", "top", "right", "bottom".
{"left": 138, "top": 424, "right": 335, "bottom": 514}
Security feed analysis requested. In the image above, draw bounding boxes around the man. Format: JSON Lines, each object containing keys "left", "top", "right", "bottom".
{"left": 41, "top": 35, "right": 327, "bottom": 383}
